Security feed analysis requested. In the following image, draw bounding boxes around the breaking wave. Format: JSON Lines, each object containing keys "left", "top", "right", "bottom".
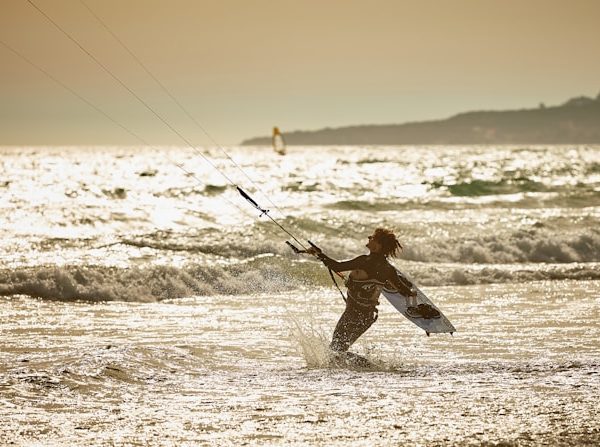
{"left": 1, "top": 259, "right": 599, "bottom": 302}
{"left": 0, "top": 256, "right": 330, "bottom": 302}
{"left": 403, "top": 227, "right": 600, "bottom": 264}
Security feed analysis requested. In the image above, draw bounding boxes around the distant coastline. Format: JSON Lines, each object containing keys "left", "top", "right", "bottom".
{"left": 241, "top": 93, "right": 600, "bottom": 145}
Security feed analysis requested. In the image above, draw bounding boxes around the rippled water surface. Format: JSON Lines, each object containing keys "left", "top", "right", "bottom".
{"left": 1, "top": 145, "right": 599, "bottom": 445}
{"left": 2, "top": 281, "right": 599, "bottom": 446}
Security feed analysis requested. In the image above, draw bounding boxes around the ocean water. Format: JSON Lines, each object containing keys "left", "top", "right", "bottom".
{"left": 1, "top": 144, "right": 599, "bottom": 446}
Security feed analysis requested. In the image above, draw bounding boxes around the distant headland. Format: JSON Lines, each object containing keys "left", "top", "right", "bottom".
{"left": 241, "top": 93, "right": 600, "bottom": 145}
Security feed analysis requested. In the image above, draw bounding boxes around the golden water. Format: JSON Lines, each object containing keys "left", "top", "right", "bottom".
{"left": 2, "top": 280, "right": 598, "bottom": 446}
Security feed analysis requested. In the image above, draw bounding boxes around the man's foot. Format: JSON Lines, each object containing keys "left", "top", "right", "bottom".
{"left": 329, "top": 350, "right": 373, "bottom": 368}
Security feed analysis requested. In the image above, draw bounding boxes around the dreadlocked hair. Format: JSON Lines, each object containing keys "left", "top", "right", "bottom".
{"left": 373, "top": 228, "right": 403, "bottom": 258}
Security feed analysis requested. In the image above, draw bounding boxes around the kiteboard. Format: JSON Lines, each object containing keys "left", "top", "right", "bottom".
{"left": 382, "top": 269, "right": 455, "bottom": 336}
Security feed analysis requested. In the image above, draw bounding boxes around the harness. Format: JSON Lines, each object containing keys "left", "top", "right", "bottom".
{"left": 345, "top": 277, "right": 385, "bottom": 308}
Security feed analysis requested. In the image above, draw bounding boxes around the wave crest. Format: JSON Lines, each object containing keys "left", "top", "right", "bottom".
{"left": 2, "top": 259, "right": 599, "bottom": 302}
{"left": 0, "top": 258, "right": 330, "bottom": 303}
{"left": 403, "top": 228, "right": 600, "bottom": 264}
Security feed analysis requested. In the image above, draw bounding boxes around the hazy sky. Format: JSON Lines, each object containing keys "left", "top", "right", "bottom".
{"left": 1, "top": 0, "right": 599, "bottom": 145}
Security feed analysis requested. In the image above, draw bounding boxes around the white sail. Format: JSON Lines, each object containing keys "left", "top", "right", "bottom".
{"left": 272, "top": 126, "right": 286, "bottom": 155}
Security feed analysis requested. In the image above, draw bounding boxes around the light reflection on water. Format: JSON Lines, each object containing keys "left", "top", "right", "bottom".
{"left": 1, "top": 280, "right": 598, "bottom": 446}
{"left": 1, "top": 145, "right": 599, "bottom": 445}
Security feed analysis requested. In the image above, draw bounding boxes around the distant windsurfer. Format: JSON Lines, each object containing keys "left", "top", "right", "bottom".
{"left": 272, "top": 126, "right": 286, "bottom": 155}
{"left": 308, "top": 228, "right": 419, "bottom": 352}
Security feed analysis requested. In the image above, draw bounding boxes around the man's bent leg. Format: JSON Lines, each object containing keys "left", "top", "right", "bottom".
{"left": 330, "top": 307, "right": 377, "bottom": 352}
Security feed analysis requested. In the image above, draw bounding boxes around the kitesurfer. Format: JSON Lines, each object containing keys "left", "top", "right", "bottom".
{"left": 308, "top": 228, "right": 419, "bottom": 352}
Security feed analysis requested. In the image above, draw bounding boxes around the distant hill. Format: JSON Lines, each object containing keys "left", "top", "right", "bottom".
{"left": 241, "top": 93, "right": 600, "bottom": 145}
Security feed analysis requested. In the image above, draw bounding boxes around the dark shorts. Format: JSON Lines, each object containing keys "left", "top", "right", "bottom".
{"left": 330, "top": 299, "right": 378, "bottom": 352}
